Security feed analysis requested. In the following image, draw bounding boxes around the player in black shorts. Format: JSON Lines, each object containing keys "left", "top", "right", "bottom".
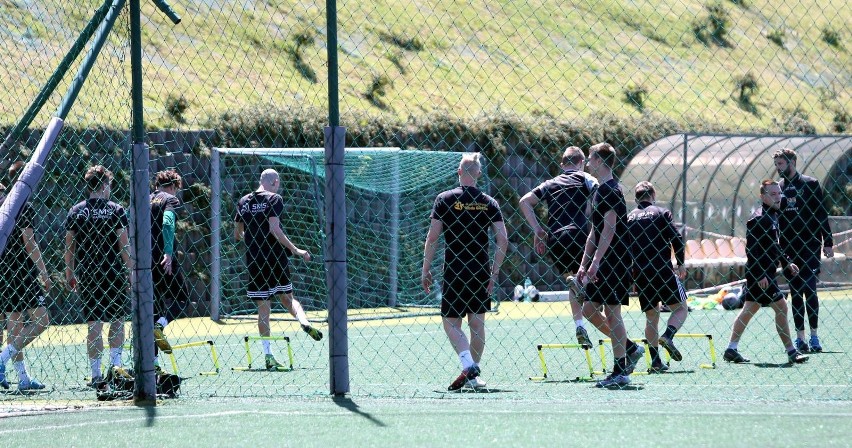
{"left": 64, "top": 165, "right": 133, "bottom": 388}
{"left": 235, "top": 169, "right": 322, "bottom": 370}
{"left": 519, "top": 146, "right": 598, "bottom": 346}
{"left": 577, "top": 143, "right": 644, "bottom": 388}
{"left": 150, "top": 170, "right": 191, "bottom": 368}
{"left": 0, "top": 162, "right": 52, "bottom": 391}
{"left": 723, "top": 180, "right": 808, "bottom": 365}
{"left": 627, "top": 181, "right": 688, "bottom": 373}
{"left": 422, "top": 153, "right": 508, "bottom": 391}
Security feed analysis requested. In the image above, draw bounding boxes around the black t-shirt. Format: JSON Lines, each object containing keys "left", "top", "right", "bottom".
{"left": 235, "top": 190, "right": 289, "bottom": 265}
{"left": 0, "top": 202, "right": 37, "bottom": 278}
{"left": 65, "top": 198, "right": 128, "bottom": 276}
{"left": 590, "top": 179, "right": 629, "bottom": 268}
{"left": 746, "top": 204, "right": 789, "bottom": 282}
{"left": 430, "top": 186, "right": 503, "bottom": 268}
{"left": 627, "top": 202, "right": 685, "bottom": 270}
{"left": 150, "top": 189, "right": 182, "bottom": 260}
{"left": 530, "top": 169, "right": 597, "bottom": 234}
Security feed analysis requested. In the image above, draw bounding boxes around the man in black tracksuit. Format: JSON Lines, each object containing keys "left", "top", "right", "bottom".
{"left": 724, "top": 180, "right": 808, "bottom": 365}
{"left": 627, "top": 181, "right": 688, "bottom": 373}
{"left": 774, "top": 148, "right": 834, "bottom": 353}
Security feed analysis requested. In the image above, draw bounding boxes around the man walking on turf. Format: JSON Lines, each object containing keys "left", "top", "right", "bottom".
{"left": 626, "top": 181, "right": 688, "bottom": 373}
{"left": 422, "top": 153, "right": 508, "bottom": 391}
{"left": 235, "top": 169, "right": 322, "bottom": 370}
{"left": 774, "top": 148, "right": 834, "bottom": 353}
{"left": 577, "top": 142, "right": 644, "bottom": 388}
{"left": 519, "top": 146, "right": 597, "bottom": 346}
{"left": 65, "top": 165, "right": 133, "bottom": 388}
{"left": 724, "top": 180, "right": 808, "bottom": 365}
{"left": 150, "top": 169, "right": 191, "bottom": 370}
{"left": 0, "top": 162, "right": 52, "bottom": 391}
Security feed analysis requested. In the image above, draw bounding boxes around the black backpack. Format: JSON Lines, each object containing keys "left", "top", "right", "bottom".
{"left": 156, "top": 373, "right": 181, "bottom": 398}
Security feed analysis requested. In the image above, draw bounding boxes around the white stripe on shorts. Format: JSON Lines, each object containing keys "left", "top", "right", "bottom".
{"left": 247, "top": 284, "right": 293, "bottom": 300}
{"left": 675, "top": 278, "right": 687, "bottom": 303}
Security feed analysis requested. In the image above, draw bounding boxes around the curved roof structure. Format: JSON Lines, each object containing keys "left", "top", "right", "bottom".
{"left": 620, "top": 134, "right": 851, "bottom": 238}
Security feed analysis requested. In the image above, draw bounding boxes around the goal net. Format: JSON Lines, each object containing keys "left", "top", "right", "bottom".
{"left": 211, "top": 147, "right": 474, "bottom": 318}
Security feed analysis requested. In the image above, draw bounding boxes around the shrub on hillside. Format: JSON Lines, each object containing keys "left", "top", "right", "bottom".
{"left": 821, "top": 27, "right": 842, "bottom": 48}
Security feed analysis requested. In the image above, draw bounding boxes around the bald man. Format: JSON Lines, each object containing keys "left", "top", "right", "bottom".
{"left": 235, "top": 169, "right": 323, "bottom": 370}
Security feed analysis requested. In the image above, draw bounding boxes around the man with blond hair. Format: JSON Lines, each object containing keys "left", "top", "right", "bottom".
{"left": 422, "top": 153, "right": 508, "bottom": 391}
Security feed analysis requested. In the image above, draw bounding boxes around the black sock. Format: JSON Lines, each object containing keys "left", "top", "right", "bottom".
{"left": 662, "top": 325, "right": 677, "bottom": 340}
{"left": 649, "top": 346, "right": 660, "bottom": 364}
{"left": 626, "top": 339, "right": 638, "bottom": 354}
{"left": 613, "top": 357, "right": 628, "bottom": 375}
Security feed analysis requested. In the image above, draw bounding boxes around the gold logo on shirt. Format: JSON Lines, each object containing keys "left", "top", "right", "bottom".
{"left": 453, "top": 201, "right": 487, "bottom": 211}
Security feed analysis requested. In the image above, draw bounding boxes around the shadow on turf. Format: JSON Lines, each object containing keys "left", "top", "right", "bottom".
{"left": 753, "top": 362, "right": 796, "bottom": 368}
{"left": 434, "top": 387, "right": 517, "bottom": 394}
{"left": 332, "top": 396, "right": 386, "bottom": 427}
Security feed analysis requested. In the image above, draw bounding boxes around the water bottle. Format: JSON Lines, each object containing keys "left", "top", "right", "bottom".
{"left": 523, "top": 277, "right": 532, "bottom": 302}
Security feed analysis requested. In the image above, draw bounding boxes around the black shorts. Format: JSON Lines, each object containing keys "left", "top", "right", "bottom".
{"left": 153, "top": 262, "right": 190, "bottom": 320}
{"left": 79, "top": 273, "right": 129, "bottom": 322}
{"left": 742, "top": 278, "right": 784, "bottom": 306}
{"left": 247, "top": 258, "right": 292, "bottom": 300}
{"left": 635, "top": 269, "right": 687, "bottom": 312}
{"left": 441, "top": 265, "right": 491, "bottom": 318}
{"left": 585, "top": 262, "right": 630, "bottom": 306}
{"left": 0, "top": 272, "right": 47, "bottom": 313}
{"left": 547, "top": 229, "right": 586, "bottom": 275}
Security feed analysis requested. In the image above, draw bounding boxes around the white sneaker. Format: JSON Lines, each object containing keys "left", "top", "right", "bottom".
{"left": 465, "top": 375, "right": 487, "bottom": 389}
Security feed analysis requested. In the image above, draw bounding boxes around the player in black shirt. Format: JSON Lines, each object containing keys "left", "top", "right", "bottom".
{"left": 577, "top": 143, "right": 643, "bottom": 388}
{"left": 627, "top": 181, "right": 688, "bottom": 372}
{"left": 64, "top": 165, "right": 133, "bottom": 388}
{"left": 150, "top": 170, "right": 190, "bottom": 366}
{"left": 519, "top": 146, "right": 598, "bottom": 346}
{"left": 0, "top": 162, "right": 52, "bottom": 391}
{"left": 235, "top": 169, "right": 322, "bottom": 370}
{"left": 422, "top": 153, "right": 507, "bottom": 391}
{"left": 774, "top": 148, "right": 834, "bottom": 353}
{"left": 723, "top": 180, "right": 808, "bottom": 365}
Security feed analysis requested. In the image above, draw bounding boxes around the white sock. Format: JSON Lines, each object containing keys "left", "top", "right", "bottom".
{"left": 728, "top": 341, "right": 738, "bottom": 350}
{"left": 91, "top": 358, "right": 102, "bottom": 378}
{"left": 0, "top": 344, "right": 19, "bottom": 364}
{"left": 262, "top": 339, "right": 272, "bottom": 355}
{"left": 157, "top": 317, "right": 169, "bottom": 328}
{"left": 110, "top": 348, "right": 122, "bottom": 367}
{"left": 14, "top": 361, "right": 29, "bottom": 383}
{"left": 810, "top": 329, "right": 818, "bottom": 338}
{"left": 458, "top": 350, "right": 475, "bottom": 370}
{"left": 575, "top": 320, "right": 585, "bottom": 329}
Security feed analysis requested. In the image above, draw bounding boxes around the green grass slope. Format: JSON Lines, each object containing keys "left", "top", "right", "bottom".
{"left": 0, "top": 0, "right": 848, "bottom": 132}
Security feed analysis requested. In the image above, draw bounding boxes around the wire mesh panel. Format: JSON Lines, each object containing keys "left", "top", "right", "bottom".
{"left": 0, "top": 0, "right": 848, "bottom": 407}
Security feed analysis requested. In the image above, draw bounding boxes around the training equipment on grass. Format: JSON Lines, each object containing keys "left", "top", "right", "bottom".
{"left": 232, "top": 336, "right": 294, "bottom": 371}
{"left": 167, "top": 340, "right": 221, "bottom": 376}
{"left": 529, "top": 343, "right": 595, "bottom": 381}
{"left": 657, "top": 334, "right": 717, "bottom": 369}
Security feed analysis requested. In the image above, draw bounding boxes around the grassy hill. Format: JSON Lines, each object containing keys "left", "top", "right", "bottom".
{"left": 0, "top": 0, "right": 848, "bottom": 132}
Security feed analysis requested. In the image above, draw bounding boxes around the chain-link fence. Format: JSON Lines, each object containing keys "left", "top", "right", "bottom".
{"left": 0, "top": 0, "right": 849, "bottom": 404}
